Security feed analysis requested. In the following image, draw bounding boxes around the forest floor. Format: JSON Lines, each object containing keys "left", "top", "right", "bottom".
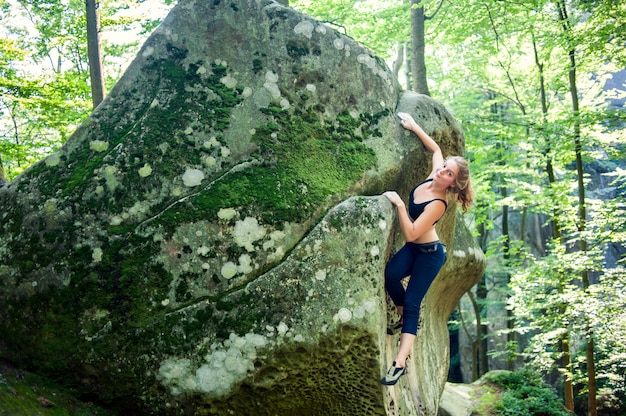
{"left": 0, "top": 360, "right": 115, "bottom": 416}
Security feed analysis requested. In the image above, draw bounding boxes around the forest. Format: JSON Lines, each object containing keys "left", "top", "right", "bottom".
{"left": 1, "top": 0, "right": 625, "bottom": 415}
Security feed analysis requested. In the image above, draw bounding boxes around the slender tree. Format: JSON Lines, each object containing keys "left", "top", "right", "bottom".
{"left": 555, "top": 1, "right": 597, "bottom": 413}
{"left": 86, "top": 0, "right": 105, "bottom": 108}
{"left": 408, "top": 0, "right": 443, "bottom": 95}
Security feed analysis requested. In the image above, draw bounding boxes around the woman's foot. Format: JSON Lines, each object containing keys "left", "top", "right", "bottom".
{"left": 381, "top": 361, "right": 407, "bottom": 385}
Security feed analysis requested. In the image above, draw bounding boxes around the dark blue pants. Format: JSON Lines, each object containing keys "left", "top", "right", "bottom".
{"left": 384, "top": 241, "right": 447, "bottom": 335}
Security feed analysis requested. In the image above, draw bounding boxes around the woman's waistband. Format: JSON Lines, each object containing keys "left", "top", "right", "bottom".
{"left": 409, "top": 240, "right": 442, "bottom": 247}
{"left": 408, "top": 240, "right": 446, "bottom": 253}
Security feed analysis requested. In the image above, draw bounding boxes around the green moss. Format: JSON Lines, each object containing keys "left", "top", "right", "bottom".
{"left": 0, "top": 361, "right": 117, "bottom": 415}
{"left": 252, "top": 58, "right": 263, "bottom": 73}
{"left": 286, "top": 42, "right": 309, "bottom": 58}
{"left": 140, "top": 104, "right": 381, "bottom": 233}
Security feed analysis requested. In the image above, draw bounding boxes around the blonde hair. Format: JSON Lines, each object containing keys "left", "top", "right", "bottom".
{"left": 446, "top": 156, "right": 473, "bottom": 212}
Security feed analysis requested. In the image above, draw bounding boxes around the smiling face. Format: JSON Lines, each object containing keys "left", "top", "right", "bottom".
{"left": 434, "top": 159, "right": 459, "bottom": 189}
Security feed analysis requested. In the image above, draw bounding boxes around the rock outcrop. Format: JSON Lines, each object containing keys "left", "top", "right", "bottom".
{"left": 0, "top": 0, "right": 484, "bottom": 414}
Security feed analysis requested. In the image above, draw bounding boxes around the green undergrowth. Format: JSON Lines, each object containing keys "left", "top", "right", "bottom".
{"left": 0, "top": 360, "right": 116, "bottom": 416}
{"left": 476, "top": 369, "right": 570, "bottom": 416}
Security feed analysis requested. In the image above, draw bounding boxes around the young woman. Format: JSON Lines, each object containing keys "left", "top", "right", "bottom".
{"left": 381, "top": 112, "right": 473, "bottom": 386}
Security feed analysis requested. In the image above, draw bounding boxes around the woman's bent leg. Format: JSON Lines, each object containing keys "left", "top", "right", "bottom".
{"left": 384, "top": 244, "right": 416, "bottom": 308}
{"left": 401, "top": 246, "right": 446, "bottom": 335}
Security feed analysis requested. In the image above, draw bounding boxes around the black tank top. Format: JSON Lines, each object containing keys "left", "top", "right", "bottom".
{"left": 408, "top": 178, "right": 448, "bottom": 224}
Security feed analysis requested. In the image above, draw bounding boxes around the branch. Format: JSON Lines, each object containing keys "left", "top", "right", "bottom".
{"left": 424, "top": 0, "right": 445, "bottom": 21}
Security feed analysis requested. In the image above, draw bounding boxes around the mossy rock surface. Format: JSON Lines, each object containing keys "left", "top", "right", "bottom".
{"left": 0, "top": 0, "right": 484, "bottom": 415}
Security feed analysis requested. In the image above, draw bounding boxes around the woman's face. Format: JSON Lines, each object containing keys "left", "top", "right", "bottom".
{"left": 434, "top": 159, "right": 459, "bottom": 189}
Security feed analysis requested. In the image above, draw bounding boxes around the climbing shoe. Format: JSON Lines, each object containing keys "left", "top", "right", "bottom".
{"left": 381, "top": 362, "right": 407, "bottom": 385}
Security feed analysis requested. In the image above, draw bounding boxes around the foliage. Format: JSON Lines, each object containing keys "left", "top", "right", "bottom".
{"left": 484, "top": 369, "right": 570, "bottom": 416}
{"left": 0, "top": 0, "right": 173, "bottom": 179}
{"left": 291, "top": 0, "right": 410, "bottom": 58}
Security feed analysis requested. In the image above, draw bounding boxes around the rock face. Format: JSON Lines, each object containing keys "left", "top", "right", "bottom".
{"left": 0, "top": 0, "right": 484, "bottom": 414}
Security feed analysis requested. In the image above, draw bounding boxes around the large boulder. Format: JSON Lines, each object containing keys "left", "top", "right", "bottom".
{"left": 0, "top": 0, "right": 484, "bottom": 414}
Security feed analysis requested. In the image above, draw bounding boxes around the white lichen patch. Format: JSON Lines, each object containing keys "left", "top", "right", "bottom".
{"left": 138, "top": 163, "right": 153, "bottom": 177}
{"left": 237, "top": 254, "right": 253, "bottom": 274}
{"left": 217, "top": 208, "right": 237, "bottom": 221}
{"left": 305, "top": 84, "right": 316, "bottom": 92}
{"left": 263, "top": 71, "right": 281, "bottom": 99}
{"left": 150, "top": 99, "right": 160, "bottom": 108}
{"left": 357, "top": 53, "right": 376, "bottom": 69}
{"left": 344, "top": 44, "right": 351, "bottom": 57}
{"left": 220, "top": 75, "right": 237, "bottom": 89}
{"left": 277, "top": 322, "right": 289, "bottom": 335}
{"left": 203, "top": 155, "right": 217, "bottom": 167}
{"left": 90, "top": 140, "right": 109, "bottom": 152}
{"left": 263, "top": 81, "right": 281, "bottom": 99}
{"left": 203, "top": 136, "right": 220, "bottom": 149}
{"left": 128, "top": 201, "right": 150, "bottom": 218}
{"left": 92, "top": 247, "right": 103, "bottom": 262}
{"left": 378, "top": 219, "right": 387, "bottom": 230}
{"left": 293, "top": 20, "right": 314, "bottom": 39}
{"left": 182, "top": 168, "right": 204, "bottom": 187}
{"left": 142, "top": 46, "right": 154, "bottom": 57}
{"left": 219, "top": 254, "right": 254, "bottom": 280}
{"left": 370, "top": 246, "right": 380, "bottom": 257}
{"left": 242, "top": 86, "right": 252, "bottom": 97}
{"left": 279, "top": 98, "right": 290, "bottom": 109}
{"left": 221, "top": 262, "right": 238, "bottom": 280}
{"left": 315, "top": 270, "right": 327, "bottom": 281}
{"left": 264, "top": 229, "right": 287, "bottom": 262}
{"left": 352, "top": 298, "right": 377, "bottom": 319}
{"left": 157, "top": 332, "right": 268, "bottom": 397}
{"left": 44, "top": 152, "right": 61, "bottom": 167}
{"left": 334, "top": 307, "right": 352, "bottom": 323}
{"left": 452, "top": 250, "right": 466, "bottom": 258}
{"left": 333, "top": 38, "right": 344, "bottom": 50}
{"left": 233, "top": 217, "right": 266, "bottom": 252}
{"left": 184, "top": 127, "right": 193, "bottom": 135}
{"left": 102, "top": 165, "right": 119, "bottom": 191}
{"left": 265, "top": 71, "right": 278, "bottom": 83}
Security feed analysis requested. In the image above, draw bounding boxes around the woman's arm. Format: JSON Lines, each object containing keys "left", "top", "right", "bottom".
{"left": 382, "top": 191, "right": 446, "bottom": 242}
{"left": 397, "top": 112, "right": 444, "bottom": 174}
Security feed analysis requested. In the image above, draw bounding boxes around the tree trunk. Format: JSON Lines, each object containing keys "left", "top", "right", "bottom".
{"left": 86, "top": 0, "right": 105, "bottom": 108}
{"left": 392, "top": 42, "right": 404, "bottom": 81}
{"left": 0, "top": 156, "right": 8, "bottom": 187}
{"left": 475, "top": 277, "right": 489, "bottom": 377}
{"left": 556, "top": 1, "right": 597, "bottom": 413}
{"left": 409, "top": 0, "right": 430, "bottom": 95}
{"left": 533, "top": 28, "right": 575, "bottom": 411}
